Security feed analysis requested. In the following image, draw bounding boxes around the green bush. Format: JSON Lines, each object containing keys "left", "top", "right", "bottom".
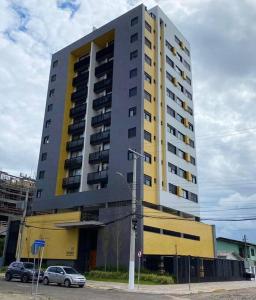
{"left": 0, "top": 266, "right": 7, "bottom": 273}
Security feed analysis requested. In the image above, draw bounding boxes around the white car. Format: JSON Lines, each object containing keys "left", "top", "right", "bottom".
{"left": 43, "top": 266, "right": 86, "bottom": 288}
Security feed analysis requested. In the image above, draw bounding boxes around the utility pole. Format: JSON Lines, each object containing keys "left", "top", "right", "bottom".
{"left": 243, "top": 234, "right": 247, "bottom": 260}
{"left": 16, "top": 188, "right": 29, "bottom": 261}
{"left": 128, "top": 148, "right": 144, "bottom": 290}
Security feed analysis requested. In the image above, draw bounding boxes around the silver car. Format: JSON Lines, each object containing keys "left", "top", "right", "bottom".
{"left": 43, "top": 266, "right": 86, "bottom": 288}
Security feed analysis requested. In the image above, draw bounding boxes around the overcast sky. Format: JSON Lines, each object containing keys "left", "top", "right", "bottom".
{"left": 0, "top": 0, "right": 256, "bottom": 242}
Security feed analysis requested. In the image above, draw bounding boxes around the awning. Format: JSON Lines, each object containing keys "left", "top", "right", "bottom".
{"left": 55, "top": 220, "right": 105, "bottom": 229}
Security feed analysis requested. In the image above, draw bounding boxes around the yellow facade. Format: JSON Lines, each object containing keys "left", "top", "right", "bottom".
{"left": 21, "top": 212, "right": 81, "bottom": 260}
{"left": 143, "top": 207, "right": 215, "bottom": 258}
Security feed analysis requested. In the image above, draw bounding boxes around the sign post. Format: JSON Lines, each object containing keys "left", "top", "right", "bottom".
{"left": 31, "top": 240, "right": 45, "bottom": 299}
{"left": 137, "top": 250, "right": 142, "bottom": 289}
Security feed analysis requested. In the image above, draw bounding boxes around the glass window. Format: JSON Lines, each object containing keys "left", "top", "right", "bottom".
{"left": 169, "top": 183, "right": 177, "bottom": 195}
{"left": 183, "top": 59, "right": 191, "bottom": 71}
{"left": 177, "top": 149, "right": 185, "bottom": 159}
{"left": 166, "top": 71, "right": 173, "bottom": 82}
{"left": 166, "top": 88, "right": 175, "bottom": 100}
{"left": 189, "top": 139, "right": 195, "bottom": 148}
{"left": 41, "top": 152, "right": 47, "bottom": 161}
{"left": 145, "top": 21, "right": 152, "bottom": 33}
{"left": 178, "top": 168, "right": 186, "bottom": 179}
{"left": 43, "top": 136, "right": 49, "bottom": 144}
{"left": 168, "top": 163, "right": 177, "bottom": 174}
{"left": 144, "top": 72, "right": 152, "bottom": 84}
{"left": 39, "top": 171, "right": 45, "bottom": 179}
{"left": 175, "top": 35, "right": 181, "bottom": 44}
{"left": 177, "top": 52, "right": 183, "bottom": 62}
{"left": 128, "top": 127, "right": 136, "bottom": 138}
{"left": 53, "top": 60, "right": 58, "bottom": 68}
{"left": 188, "top": 122, "right": 194, "bottom": 131}
{"left": 190, "top": 156, "right": 196, "bottom": 165}
{"left": 145, "top": 37, "right": 152, "bottom": 49}
{"left": 166, "top": 55, "right": 174, "bottom": 68}
{"left": 47, "top": 104, "right": 53, "bottom": 112}
{"left": 184, "top": 47, "right": 190, "bottom": 57}
{"left": 51, "top": 74, "right": 56, "bottom": 82}
{"left": 144, "top": 90, "right": 151, "bottom": 102}
{"left": 131, "top": 17, "right": 138, "bottom": 26}
{"left": 128, "top": 151, "right": 134, "bottom": 160}
{"left": 128, "top": 107, "right": 136, "bottom": 117}
{"left": 36, "top": 189, "right": 42, "bottom": 198}
{"left": 49, "top": 89, "right": 55, "bottom": 97}
{"left": 167, "top": 124, "right": 176, "bottom": 136}
{"left": 185, "top": 89, "right": 192, "bottom": 100}
{"left": 130, "top": 33, "right": 138, "bottom": 43}
{"left": 144, "top": 130, "right": 152, "bottom": 142}
{"left": 129, "top": 87, "right": 137, "bottom": 97}
{"left": 144, "top": 54, "right": 152, "bottom": 66}
{"left": 177, "top": 131, "right": 185, "bottom": 141}
{"left": 186, "top": 76, "right": 191, "bottom": 85}
{"left": 176, "top": 114, "right": 184, "bottom": 123}
{"left": 144, "top": 175, "right": 152, "bottom": 186}
{"left": 167, "top": 143, "right": 176, "bottom": 154}
{"left": 165, "top": 40, "right": 172, "bottom": 51}
{"left": 45, "top": 119, "right": 51, "bottom": 128}
{"left": 178, "top": 83, "right": 184, "bottom": 92}
{"left": 144, "top": 110, "right": 151, "bottom": 122}
{"left": 127, "top": 172, "right": 133, "bottom": 183}
{"left": 130, "top": 68, "right": 137, "bottom": 78}
{"left": 144, "top": 152, "right": 152, "bottom": 164}
{"left": 167, "top": 106, "right": 175, "bottom": 117}
{"left": 191, "top": 175, "right": 197, "bottom": 184}
{"left": 130, "top": 50, "right": 138, "bottom": 60}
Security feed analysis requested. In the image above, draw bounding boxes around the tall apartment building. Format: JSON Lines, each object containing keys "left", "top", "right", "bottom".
{"left": 21, "top": 5, "right": 215, "bottom": 272}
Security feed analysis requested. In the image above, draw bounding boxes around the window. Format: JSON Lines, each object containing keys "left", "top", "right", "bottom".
{"left": 47, "top": 104, "right": 53, "bottom": 112}
{"left": 189, "top": 139, "right": 195, "bottom": 148}
{"left": 190, "top": 156, "right": 196, "bottom": 165}
{"left": 175, "top": 35, "right": 181, "bottom": 44}
{"left": 166, "top": 55, "right": 174, "bottom": 68}
{"left": 144, "top": 175, "right": 152, "bottom": 186}
{"left": 144, "top": 130, "right": 152, "bottom": 142}
{"left": 43, "top": 136, "right": 49, "bottom": 144}
{"left": 167, "top": 124, "right": 176, "bottom": 136}
{"left": 128, "top": 127, "right": 136, "bottom": 138}
{"left": 167, "top": 106, "right": 175, "bottom": 117}
{"left": 184, "top": 47, "right": 190, "bottom": 57}
{"left": 178, "top": 83, "right": 184, "bottom": 93}
{"left": 51, "top": 74, "right": 56, "bottom": 82}
{"left": 251, "top": 248, "right": 255, "bottom": 257}
{"left": 38, "top": 170, "right": 45, "bottom": 179}
{"left": 128, "top": 107, "right": 136, "bottom": 117}
{"left": 49, "top": 89, "right": 55, "bottom": 97}
{"left": 145, "top": 21, "right": 152, "bottom": 33}
{"left": 166, "top": 88, "right": 175, "bottom": 100}
{"left": 175, "top": 65, "right": 183, "bottom": 76}
{"left": 169, "top": 184, "right": 177, "bottom": 195}
{"left": 128, "top": 151, "right": 134, "bottom": 160}
{"left": 185, "top": 89, "right": 192, "bottom": 100}
{"left": 53, "top": 60, "right": 58, "bottom": 68}
{"left": 168, "top": 163, "right": 177, "bottom": 174}
{"left": 190, "top": 192, "right": 198, "bottom": 203}
{"left": 181, "top": 189, "right": 188, "bottom": 199}
{"left": 191, "top": 175, "right": 197, "bottom": 184}
{"left": 177, "top": 52, "right": 182, "bottom": 62}
{"left": 36, "top": 189, "right": 42, "bottom": 198}
{"left": 145, "top": 37, "right": 152, "bottom": 49}
{"left": 129, "top": 87, "right": 137, "bottom": 97}
{"left": 41, "top": 152, "right": 47, "bottom": 161}
{"left": 130, "top": 68, "right": 137, "bottom": 78}
{"left": 166, "top": 71, "right": 173, "bottom": 82}
{"left": 127, "top": 172, "right": 133, "bottom": 183}
{"left": 176, "top": 97, "right": 183, "bottom": 107}
{"left": 144, "top": 152, "right": 152, "bottom": 164}
{"left": 183, "top": 59, "right": 191, "bottom": 71}
{"left": 144, "top": 110, "right": 151, "bottom": 122}
{"left": 144, "top": 54, "right": 152, "bottom": 66}
{"left": 178, "top": 168, "right": 186, "bottom": 179}
{"left": 177, "top": 131, "right": 185, "bottom": 141}
{"left": 186, "top": 76, "right": 191, "bottom": 85}
{"left": 130, "top": 50, "right": 138, "bottom": 60}
{"left": 45, "top": 119, "right": 51, "bottom": 128}
{"left": 165, "top": 40, "right": 172, "bottom": 51}
{"left": 187, "top": 106, "right": 193, "bottom": 116}
{"left": 144, "top": 90, "right": 151, "bottom": 102}
{"left": 167, "top": 143, "right": 176, "bottom": 154}
{"left": 144, "top": 72, "right": 152, "bottom": 84}
{"left": 177, "top": 149, "right": 185, "bottom": 159}
{"left": 188, "top": 122, "right": 194, "bottom": 131}
{"left": 176, "top": 113, "right": 184, "bottom": 124}
{"left": 131, "top": 16, "right": 138, "bottom": 26}
{"left": 130, "top": 33, "right": 138, "bottom": 43}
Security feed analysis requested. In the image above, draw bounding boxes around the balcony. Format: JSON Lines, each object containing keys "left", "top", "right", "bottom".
{"left": 89, "top": 150, "right": 109, "bottom": 164}
{"left": 64, "top": 156, "right": 83, "bottom": 169}
{"left": 87, "top": 170, "right": 108, "bottom": 185}
{"left": 62, "top": 175, "right": 81, "bottom": 189}
{"left": 93, "top": 94, "right": 112, "bottom": 110}
{"left": 72, "top": 71, "right": 89, "bottom": 87}
{"left": 96, "top": 44, "right": 114, "bottom": 63}
{"left": 95, "top": 60, "right": 113, "bottom": 78}
{"left": 91, "top": 111, "right": 111, "bottom": 128}
{"left": 68, "top": 120, "right": 85, "bottom": 135}
{"left": 66, "top": 138, "right": 84, "bottom": 152}
{"left": 71, "top": 88, "right": 88, "bottom": 103}
{"left": 74, "top": 56, "right": 90, "bottom": 72}
{"left": 94, "top": 78, "right": 112, "bottom": 94}
{"left": 90, "top": 130, "right": 110, "bottom": 145}
{"left": 70, "top": 103, "right": 87, "bottom": 118}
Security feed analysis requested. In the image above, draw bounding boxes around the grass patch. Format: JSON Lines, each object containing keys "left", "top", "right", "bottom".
{"left": 86, "top": 270, "right": 174, "bottom": 285}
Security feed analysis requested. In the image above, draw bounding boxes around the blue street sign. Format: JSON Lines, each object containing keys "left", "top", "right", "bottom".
{"left": 31, "top": 240, "right": 45, "bottom": 255}
{"left": 34, "top": 240, "right": 45, "bottom": 247}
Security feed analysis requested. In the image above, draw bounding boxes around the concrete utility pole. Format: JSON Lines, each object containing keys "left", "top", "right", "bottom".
{"left": 16, "top": 189, "right": 29, "bottom": 261}
{"left": 128, "top": 148, "right": 144, "bottom": 290}
{"left": 243, "top": 234, "right": 247, "bottom": 260}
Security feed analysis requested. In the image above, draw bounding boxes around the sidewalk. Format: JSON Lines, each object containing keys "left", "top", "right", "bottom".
{"left": 86, "top": 279, "right": 256, "bottom": 295}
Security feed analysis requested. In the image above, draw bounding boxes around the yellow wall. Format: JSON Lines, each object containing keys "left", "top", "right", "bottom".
{"left": 21, "top": 211, "right": 81, "bottom": 260}
{"left": 143, "top": 207, "right": 215, "bottom": 258}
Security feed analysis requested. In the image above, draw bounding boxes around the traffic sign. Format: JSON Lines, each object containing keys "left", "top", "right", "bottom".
{"left": 138, "top": 250, "right": 142, "bottom": 258}
{"left": 34, "top": 240, "right": 45, "bottom": 247}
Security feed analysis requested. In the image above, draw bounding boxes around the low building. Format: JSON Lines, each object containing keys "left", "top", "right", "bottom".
{"left": 217, "top": 237, "right": 256, "bottom": 273}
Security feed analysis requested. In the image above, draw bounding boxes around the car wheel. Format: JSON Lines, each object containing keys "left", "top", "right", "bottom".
{"left": 5, "top": 273, "right": 12, "bottom": 281}
{"left": 78, "top": 284, "right": 84, "bottom": 288}
{"left": 43, "top": 277, "right": 49, "bottom": 285}
{"left": 21, "top": 274, "right": 29, "bottom": 283}
{"left": 64, "top": 279, "right": 71, "bottom": 288}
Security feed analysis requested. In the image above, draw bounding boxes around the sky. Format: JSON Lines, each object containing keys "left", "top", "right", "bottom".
{"left": 0, "top": 0, "right": 256, "bottom": 242}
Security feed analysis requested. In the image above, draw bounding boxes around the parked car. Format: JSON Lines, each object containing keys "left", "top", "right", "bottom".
{"left": 43, "top": 266, "right": 86, "bottom": 288}
{"left": 5, "top": 261, "right": 44, "bottom": 283}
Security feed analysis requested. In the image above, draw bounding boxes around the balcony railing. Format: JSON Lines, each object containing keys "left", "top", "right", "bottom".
{"left": 62, "top": 175, "right": 81, "bottom": 189}
{"left": 95, "top": 60, "right": 113, "bottom": 78}
{"left": 68, "top": 120, "right": 85, "bottom": 135}
{"left": 93, "top": 94, "right": 112, "bottom": 110}
{"left": 96, "top": 44, "right": 114, "bottom": 62}
{"left": 71, "top": 88, "right": 88, "bottom": 103}
{"left": 64, "top": 156, "right": 83, "bottom": 169}
{"left": 91, "top": 111, "right": 111, "bottom": 128}
{"left": 89, "top": 150, "right": 109, "bottom": 164}
{"left": 90, "top": 130, "right": 110, "bottom": 145}
{"left": 74, "top": 56, "right": 90, "bottom": 72}
{"left": 66, "top": 138, "right": 84, "bottom": 152}
{"left": 72, "top": 71, "right": 89, "bottom": 87}
{"left": 94, "top": 78, "right": 112, "bottom": 94}
{"left": 87, "top": 170, "right": 108, "bottom": 185}
{"left": 70, "top": 103, "right": 87, "bottom": 118}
